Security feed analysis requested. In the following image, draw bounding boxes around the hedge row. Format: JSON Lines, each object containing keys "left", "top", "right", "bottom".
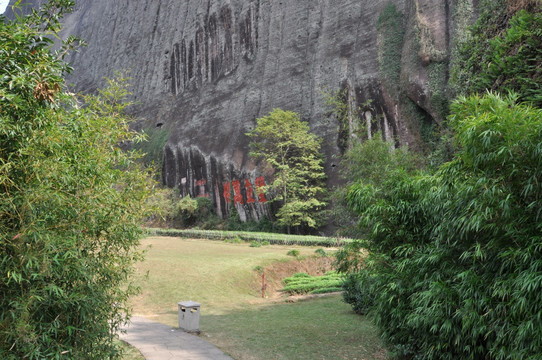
{"left": 145, "top": 228, "right": 352, "bottom": 247}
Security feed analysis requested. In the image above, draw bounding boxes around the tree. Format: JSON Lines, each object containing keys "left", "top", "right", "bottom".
{"left": 247, "top": 109, "right": 327, "bottom": 233}
{"left": 345, "top": 93, "right": 542, "bottom": 359}
{"left": 0, "top": 2, "right": 150, "bottom": 358}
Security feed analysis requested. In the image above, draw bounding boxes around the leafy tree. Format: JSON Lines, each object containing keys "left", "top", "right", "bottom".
{"left": 247, "top": 109, "right": 327, "bottom": 233}
{"left": 328, "top": 136, "right": 423, "bottom": 238}
{"left": 0, "top": 2, "right": 150, "bottom": 358}
{"left": 345, "top": 93, "right": 542, "bottom": 359}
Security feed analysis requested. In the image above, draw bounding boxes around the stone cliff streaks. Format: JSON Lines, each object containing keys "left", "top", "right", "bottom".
{"left": 5, "top": 0, "right": 471, "bottom": 222}
{"left": 167, "top": 2, "right": 259, "bottom": 95}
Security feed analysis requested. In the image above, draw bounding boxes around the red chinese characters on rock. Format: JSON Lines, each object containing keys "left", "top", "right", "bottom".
{"left": 223, "top": 181, "right": 231, "bottom": 204}
{"left": 222, "top": 177, "right": 267, "bottom": 205}
{"left": 232, "top": 180, "right": 243, "bottom": 205}
{"left": 255, "top": 176, "right": 267, "bottom": 203}
{"left": 195, "top": 179, "right": 209, "bottom": 198}
{"left": 245, "top": 179, "right": 255, "bottom": 204}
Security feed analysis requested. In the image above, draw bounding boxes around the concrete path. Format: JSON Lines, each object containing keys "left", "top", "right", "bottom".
{"left": 119, "top": 316, "right": 233, "bottom": 360}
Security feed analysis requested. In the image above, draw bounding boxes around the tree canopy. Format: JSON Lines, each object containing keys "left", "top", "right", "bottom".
{"left": 247, "top": 109, "right": 327, "bottom": 233}
{"left": 0, "top": 2, "right": 150, "bottom": 358}
{"left": 342, "top": 93, "right": 542, "bottom": 359}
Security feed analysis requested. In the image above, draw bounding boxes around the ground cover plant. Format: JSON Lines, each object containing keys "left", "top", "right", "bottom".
{"left": 130, "top": 236, "right": 384, "bottom": 359}
{"left": 280, "top": 271, "right": 344, "bottom": 295}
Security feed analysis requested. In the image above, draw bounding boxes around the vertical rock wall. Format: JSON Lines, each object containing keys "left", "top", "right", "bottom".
{"left": 5, "top": 0, "right": 474, "bottom": 221}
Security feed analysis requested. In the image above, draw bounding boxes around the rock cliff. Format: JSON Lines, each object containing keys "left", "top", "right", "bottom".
{"left": 5, "top": 0, "right": 475, "bottom": 221}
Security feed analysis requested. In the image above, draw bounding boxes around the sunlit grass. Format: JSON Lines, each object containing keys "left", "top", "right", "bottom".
{"left": 131, "top": 237, "right": 316, "bottom": 321}
{"left": 129, "top": 236, "right": 385, "bottom": 359}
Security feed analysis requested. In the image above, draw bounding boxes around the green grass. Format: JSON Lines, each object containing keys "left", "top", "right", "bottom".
{"left": 202, "top": 296, "right": 385, "bottom": 360}
{"left": 118, "top": 340, "right": 145, "bottom": 360}
{"left": 130, "top": 236, "right": 385, "bottom": 359}
{"left": 131, "top": 237, "right": 317, "bottom": 320}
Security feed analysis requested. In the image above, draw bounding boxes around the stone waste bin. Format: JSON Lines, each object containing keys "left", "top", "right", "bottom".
{"left": 178, "top": 301, "right": 201, "bottom": 332}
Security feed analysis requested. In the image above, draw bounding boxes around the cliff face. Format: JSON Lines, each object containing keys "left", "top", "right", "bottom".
{"left": 6, "top": 0, "right": 474, "bottom": 221}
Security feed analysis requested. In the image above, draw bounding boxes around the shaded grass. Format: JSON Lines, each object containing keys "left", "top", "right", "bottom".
{"left": 130, "top": 237, "right": 385, "bottom": 359}
{"left": 201, "top": 295, "right": 385, "bottom": 360}
{"left": 118, "top": 340, "right": 144, "bottom": 360}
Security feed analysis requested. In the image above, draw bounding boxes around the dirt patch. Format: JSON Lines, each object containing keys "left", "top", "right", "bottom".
{"left": 253, "top": 256, "right": 335, "bottom": 300}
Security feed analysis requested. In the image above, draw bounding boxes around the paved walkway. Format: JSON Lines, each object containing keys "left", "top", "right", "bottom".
{"left": 119, "top": 316, "right": 233, "bottom": 360}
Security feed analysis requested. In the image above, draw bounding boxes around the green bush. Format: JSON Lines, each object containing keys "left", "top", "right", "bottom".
{"left": 341, "top": 272, "right": 376, "bottom": 315}
{"left": 0, "top": 3, "right": 150, "bottom": 358}
{"left": 346, "top": 93, "right": 542, "bottom": 359}
{"left": 287, "top": 249, "right": 300, "bottom": 257}
{"left": 249, "top": 241, "right": 262, "bottom": 248}
{"left": 314, "top": 248, "right": 327, "bottom": 257}
{"left": 195, "top": 197, "right": 213, "bottom": 219}
{"left": 145, "top": 185, "right": 177, "bottom": 224}
{"left": 148, "top": 228, "right": 350, "bottom": 247}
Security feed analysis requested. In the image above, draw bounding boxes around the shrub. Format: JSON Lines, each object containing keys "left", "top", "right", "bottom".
{"left": 249, "top": 241, "right": 262, "bottom": 248}
{"left": 176, "top": 195, "right": 198, "bottom": 225}
{"left": 310, "top": 287, "right": 343, "bottom": 295}
{"left": 195, "top": 197, "right": 213, "bottom": 219}
{"left": 341, "top": 272, "right": 376, "bottom": 315}
{"left": 314, "top": 248, "right": 327, "bottom": 257}
{"left": 145, "top": 186, "right": 177, "bottom": 225}
{"left": 224, "top": 236, "right": 242, "bottom": 244}
{"left": 0, "top": 3, "right": 150, "bottom": 358}
{"left": 346, "top": 93, "right": 542, "bottom": 359}
{"left": 287, "top": 249, "right": 300, "bottom": 257}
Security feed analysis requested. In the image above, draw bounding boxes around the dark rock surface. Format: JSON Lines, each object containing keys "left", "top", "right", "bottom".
{"left": 5, "top": 0, "right": 474, "bottom": 221}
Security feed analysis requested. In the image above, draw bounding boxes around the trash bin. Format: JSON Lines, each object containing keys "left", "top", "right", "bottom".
{"left": 178, "top": 301, "right": 201, "bottom": 332}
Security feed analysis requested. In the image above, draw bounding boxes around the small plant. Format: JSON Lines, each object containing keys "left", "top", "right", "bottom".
{"left": 314, "top": 248, "right": 327, "bottom": 257}
{"left": 261, "top": 241, "right": 270, "bottom": 246}
{"left": 287, "top": 249, "right": 300, "bottom": 257}
{"left": 224, "top": 236, "right": 242, "bottom": 244}
{"left": 249, "top": 241, "right": 262, "bottom": 248}
{"left": 253, "top": 266, "right": 264, "bottom": 273}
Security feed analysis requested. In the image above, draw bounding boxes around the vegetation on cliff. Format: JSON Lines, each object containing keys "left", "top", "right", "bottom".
{"left": 0, "top": 2, "right": 150, "bottom": 358}
{"left": 452, "top": 0, "right": 542, "bottom": 106}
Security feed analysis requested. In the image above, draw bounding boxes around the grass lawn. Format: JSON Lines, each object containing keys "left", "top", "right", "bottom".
{"left": 202, "top": 296, "right": 385, "bottom": 360}
{"left": 118, "top": 340, "right": 144, "bottom": 360}
{"left": 129, "top": 236, "right": 385, "bottom": 359}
